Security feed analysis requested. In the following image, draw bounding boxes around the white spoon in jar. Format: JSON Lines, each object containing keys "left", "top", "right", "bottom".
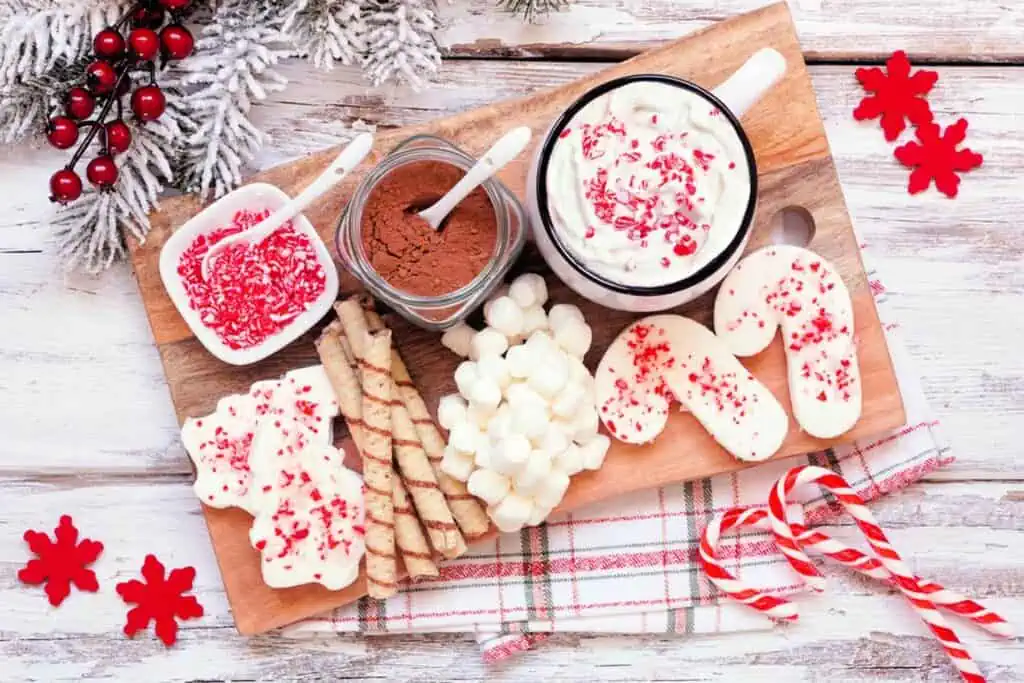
{"left": 417, "top": 126, "right": 532, "bottom": 231}
{"left": 201, "top": 132, "right": 375, "bottom": 280}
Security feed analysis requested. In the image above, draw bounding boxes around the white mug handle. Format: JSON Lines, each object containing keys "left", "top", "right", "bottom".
{"left": 711, "top": 48, "right": 787, "bottom": 119}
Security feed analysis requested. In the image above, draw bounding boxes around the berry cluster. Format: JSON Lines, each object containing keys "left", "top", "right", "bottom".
{"left": 47, "top": 0, "right": 195, "bottom": 203}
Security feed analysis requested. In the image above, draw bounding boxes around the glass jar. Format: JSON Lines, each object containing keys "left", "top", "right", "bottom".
{"left": 335, "top": 134, "right": 527, "bottom": 330}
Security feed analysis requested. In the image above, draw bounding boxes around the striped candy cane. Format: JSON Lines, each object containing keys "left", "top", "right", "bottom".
{"left": 769, "top": 466, "right": 987, "bottom": 683}
{"left": 699, "top": 507, "right": 1013, "bottom": 639}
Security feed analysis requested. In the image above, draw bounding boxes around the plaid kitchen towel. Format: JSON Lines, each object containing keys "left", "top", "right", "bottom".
{"left": 283, "top": 251, "right": 952, "bottom": 661}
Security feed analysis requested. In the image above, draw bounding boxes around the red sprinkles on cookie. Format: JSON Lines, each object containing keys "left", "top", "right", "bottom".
{"left": 18, "top": 515, "right": 103, "bottom": 606}
{"left": 854, "top": 50, "right": 937, "bottom": 142}
{"left": 116, "top": 554, "right": 205, "bottom": 646}
{"left": 894, "top": 119, "right": 984, "bottom": 198}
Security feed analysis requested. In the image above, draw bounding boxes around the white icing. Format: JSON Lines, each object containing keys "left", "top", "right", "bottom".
{"left": 595, "top": 315, "right": 788, "bottom": 462}
{"left": 714, "top": 245, "right": 862, "bottom": 438}
{"left": 547, "top": 82, "right": 751, "bottom": 287}
{"left": 248, "top": 414, "right": 366, "bottom": 591}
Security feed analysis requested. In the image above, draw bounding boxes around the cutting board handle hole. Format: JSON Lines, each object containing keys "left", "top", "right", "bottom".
{"left": 769, "top": 206, "right": 816, "bottom": 248}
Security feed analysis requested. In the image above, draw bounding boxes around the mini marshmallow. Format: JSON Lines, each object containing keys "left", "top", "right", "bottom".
{"left": 454, "top": 361, "right": 480, "bottom": 399}
{"left": 466, "top": 400, "right": 495, "bottom": 429}
{"left": 505, "top": 345, "right": 533, "bottom": 379}
{"left": 490, "top": 492, "right": 533, "bottom": 533}
{"left": 437, "top": 394, "right": 468, "bottom": 430}
{"left": 527, "top": 503, "right": 554, "bottom": 527}
{"left": 538, "top": 427, "right": 570, "bottom": 458}
{"left": 487, "top": 405, "right": 514, "bottom": 441}
{"left": 533, "top": 470, "right": 571, "bottom": 509}
{"left": 468, "top": 468, "right": 511, "bottom": 506}
{"left": 568, "top": 355, "right": 595, "bottom": 391}
{"left": 548, "top": 303, "right": 584, "bottom": 331}
{"left": 571, "top": 405, "right": 600, "bottom": 444}
{"left": 441, "top": 323, "right": 476, "bottom": 358}
{"left": 526, "top": 329, "right": 556, "bottom": 353}
{"left": 509, "top": 273, "right": 548, "bottom": 309}
{"left": 527, "top": 350, "right": 569, "bottom": 398}
{"left": 551, "top": 383, "right": 586, "bottom": 419}
{"left": 580, "top": 434, "right": 611, "bottom": 471}
{"left": 440, "top": 446, "right": 475, "bottom": 482}
{"left": 485, "top": 296, "right": 525, "bottom": 338}
{"left": 489, "top": 433, "right": 532, "bottom": 476}
{"left": 474, "top": 440, "right": 493, "bottom": 469}
{"left": 505, "top": 382, "right": 546, "bottom": 410}
{"left": 477, "top": 354, "right": 511, "bottom": 390}
{"left": 469, "top": 376, "right": 502, "bottom": 413}
{"left": 482, "top": 285, "right": 510, "bottom": 319}
{"left": 449, "top": 421, "right": 481, "bottom": 455}
{"left": 514, "top": 450, "right": 552, "bottom": 496}
{"left": 554, "top": 318, "right": 593, "bottom": 359}
{"left": 520, "top": 305, "right": 549, "bottom": 337}
{"left": 553, "top": 443, "right": 585, "bottom": 476}
{"left": 510, "top": 400, "right": 550, "bottom": 442}
{"left": 471, "top": 328, "right": 509, "bottom": 361}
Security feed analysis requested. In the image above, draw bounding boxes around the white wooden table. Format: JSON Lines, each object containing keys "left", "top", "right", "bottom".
{"left": 2, "top": 2, "right": 1022, "bottom": 680}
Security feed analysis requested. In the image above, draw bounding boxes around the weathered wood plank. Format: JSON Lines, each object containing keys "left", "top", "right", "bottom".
{"left": 0, "top": 477, "right": 1020, "bottom": 681}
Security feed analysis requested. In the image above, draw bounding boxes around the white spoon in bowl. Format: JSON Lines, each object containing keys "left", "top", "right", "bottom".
{"left": 417, "top": 126, "right": 532, "bottom": 231}
{"left": 201, "top": 132, "right": 375, "bottom": 280}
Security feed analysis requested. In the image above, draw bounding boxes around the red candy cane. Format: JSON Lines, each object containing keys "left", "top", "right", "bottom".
{"left": 699, "top": 507, "right": 1012, "bottom": 638}
{"left": 769, "top": 466, "right": 986, "bottom": 683}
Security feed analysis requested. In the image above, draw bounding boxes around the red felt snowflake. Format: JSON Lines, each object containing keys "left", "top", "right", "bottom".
{"left": 116, "top": 554, "right": 204, "bottom": 646}
{"left": 894, "top": 119, "right": 983, "bottom": 198}
{"left": 854, "top": 50, "right": 938, "bottom": 141}
{"left": 18, "top": 515, "right": 103, "bottom": 606}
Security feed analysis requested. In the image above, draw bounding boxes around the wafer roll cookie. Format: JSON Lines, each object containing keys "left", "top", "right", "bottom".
{"left": 390, "top": 378, "right": 464, "bottom": 558}
{"left": 359, "top": 330, "right": 397, "bottom": 598}
{"left": 336, "top": 299, "right": 372, "bottom": 360}
{"left": 392, "top": 477, "right": 440, "bottom": 580}
{"left": 317, "top": 326, "right": 438, "bottom": 581}
{"left": 365, "top": 311, "right": 490, "bottom": 542}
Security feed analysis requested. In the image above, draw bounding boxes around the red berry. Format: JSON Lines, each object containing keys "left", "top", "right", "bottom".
{"left": 86, "top": 60, "right": 118, "bottom": 94}
{"left": 46, "top": 116, "right": 80, "bottom": 149}
{"left": 128, "top": 28, "right": 160, "bottom": 61}
{"left": 66, "top": 87, "right": 96, "bottom": 120}
{"left": 87, "top": 155, "right": 119, "bottom": 188}
{"left": 159, "top": 0, "right": 191, "bottom": 9}
{"left": 160, "top": 24, "right": 194, "bottom": 60}
{"left": 105, "top": 120, "right": 133, "bottom": 155}
{"left": 50, "top": 168, "right": 83, "bottom": 203}
{"left": 131, "top": 4, "right": 165, "bottom": 29}
{"left": 131, "top": 84, "right": 166, "bottom": 121}
{"left": 93, "top": 28, "right": 126, "bottom": 59}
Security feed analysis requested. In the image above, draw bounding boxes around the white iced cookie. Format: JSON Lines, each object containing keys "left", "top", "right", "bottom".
{"left": 596, "top": 315, "right": 788, "bottom": 462}
{"left": 248, "top": 415, "right": 366, "bottom": 591}
{"left": 182, "top": 412, "right": 257, "bottom": 513}
{"left": 509, "top": 273, "right": 548, "bottom": 309}
{"left": 714, "top": 245, "right": 862, "bottom": 438}
{"left": 442, "top": 323, "right": 476, "bottom": 358}
{"left": 276, "top": 365, "right": 341, "bottom": 443}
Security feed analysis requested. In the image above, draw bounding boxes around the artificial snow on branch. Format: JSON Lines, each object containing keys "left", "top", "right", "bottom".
{"left": 362, "top": 0, "right": 441, "bottom": 90}
{"left": 173, "top": 0, "right": 289, "bottom": 199}
{"left": 52, "top": 85, "right": 187, "bottom": 272}
{"left": 281, "top": 0, "right": 366, "bottom": 70}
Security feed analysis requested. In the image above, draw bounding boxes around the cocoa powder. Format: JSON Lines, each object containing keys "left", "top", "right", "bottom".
{"left": 361, "top": 160, "right": 498, "bottom": 297}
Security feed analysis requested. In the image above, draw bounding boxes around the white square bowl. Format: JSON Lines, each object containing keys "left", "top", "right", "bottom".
{"left": 158, "top": 182, "right": 340, "bottom": 366}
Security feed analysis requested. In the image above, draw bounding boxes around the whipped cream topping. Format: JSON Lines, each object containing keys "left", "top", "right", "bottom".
{"left": 546, "top": 81, "right": 752, "bottom": 287}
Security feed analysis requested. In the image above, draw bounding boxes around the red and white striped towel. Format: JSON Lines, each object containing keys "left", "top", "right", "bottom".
{"left": 283, "top": 253, "right": 951, "bottom": 662}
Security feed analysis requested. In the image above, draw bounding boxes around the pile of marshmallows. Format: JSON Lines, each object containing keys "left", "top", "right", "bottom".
{"left": 437, "top": 273, "right": 611, "bottom": 533}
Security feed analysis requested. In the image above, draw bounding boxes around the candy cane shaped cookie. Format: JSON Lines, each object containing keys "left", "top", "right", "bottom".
{"left": 769, "top": 466, "right": 987, "bottom": 683}
{"left": 700, "top": 506, "right": 1012, "bottom": 639}
{"left": 714, "top": 245, "right": 861, "bottom": 438}
{"left": 596, "top": 315, "right": 788, "bottom": 462}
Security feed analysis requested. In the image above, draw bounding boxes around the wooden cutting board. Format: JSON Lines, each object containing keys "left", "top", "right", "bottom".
{"left": 129, "top": 2, "right": 905, "bottom": 635}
